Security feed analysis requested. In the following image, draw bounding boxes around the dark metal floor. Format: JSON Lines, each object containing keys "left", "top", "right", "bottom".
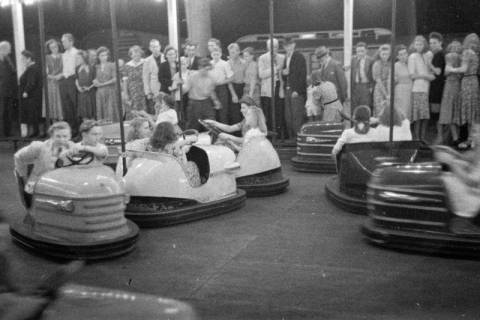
{"left": 1, "top": 145, "right": 479, "bottom": 319}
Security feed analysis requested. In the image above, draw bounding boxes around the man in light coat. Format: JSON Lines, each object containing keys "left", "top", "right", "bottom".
{"left": 143, "top": 39, "right": 163, "bottom": 114}
{"left": 258, "top": 38, "right": 285, "bottom": 136}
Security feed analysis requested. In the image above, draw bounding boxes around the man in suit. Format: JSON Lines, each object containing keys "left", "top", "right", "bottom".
{"left": 258, "top": 38, "right": 285, "bottom": 136}
{"left": 184, "top": 40, "right": 200, "bottom": 71}
{"left": 350, "top": 42, "right": 373, "bottom": 112}
{"left": 0, "top": 41, "right": 17, "bottom": 137}
{"left": 282, "top": 37, "right": 307, "bottom": 139}
{"left": 315, "top": 46, "right": 348, "bottom": 104}
{"left": 142, "top": 39, "right": 163, "bottom": 114}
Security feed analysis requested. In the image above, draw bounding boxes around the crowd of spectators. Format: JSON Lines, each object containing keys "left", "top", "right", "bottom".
{"left": 1, "top": 30, "right": 480, "bottom": 149}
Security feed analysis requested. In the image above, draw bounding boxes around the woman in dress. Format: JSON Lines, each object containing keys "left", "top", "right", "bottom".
{"left": 94, "top": 46, "right": 118, "bottom": 122}
{"left": 408, "top": 35, "right": 435, "bottom": 141}
{"left": 75, "top": 50, "right": 96, "bottom": 121}
{"left": 394, "top": 45, "right": 412, "bottom": 121}
{"left": 203, "top": 96, "right": 268, "bottom": 152}
{"left": 372, "top": 44, "right": 391, "bottom": 117}
{"left": 451, "top": 34, "right": 480, "bottom": 149}
{"left": 123, "top": 45, "right": 146, "bottom": 117}
{"left": 437, "top": 41, "right": 463, "bottom": 145}
{"left": 158, "top": 46, "right": 177, "bottom": 95}
{"left": 242, "top": 47, "right": 260, "bottom": 106}
{"left": 19, "top": 50, "right": 42, "bottom": 137}
{"left": 45, "top": 39, "right": 63, "bottom": 122}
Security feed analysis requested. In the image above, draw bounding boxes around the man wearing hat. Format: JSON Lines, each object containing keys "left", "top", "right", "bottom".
{"left": 315, "top": 46, "right": 348, "bottom": 105}
{"left": 282, "top": 37, "right": 307, "bottom": 139}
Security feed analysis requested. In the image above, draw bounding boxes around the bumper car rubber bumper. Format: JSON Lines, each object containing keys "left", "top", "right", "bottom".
{"left": 361, "top": 220, "right": 480, "bottom": 258}
{"left": 126, "top": 189, "right": 246, "bottom": 228}
{"left": 10, "top": 220, "right": 139, "bottom": 260}
{"left": 236, "top": 168, "right": 289, "bottom": 197}
{"left": 324, "top": 176, "right": 367, "bottom": 214}
{"left": 291, "top": 156, "right": 336, "bottom": 174}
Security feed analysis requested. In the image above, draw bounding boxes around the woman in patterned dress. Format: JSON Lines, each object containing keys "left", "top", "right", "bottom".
{"left": 451, "top": 34, "right": 480, "bottom": 149}
{"left": 437, "top": 41, "right": 463, "bottom": 145}
{"left": 93, "top": 46, "right": 118, "bottom": 122}
{"left": 408, "top": 35, "right": 435, "bottom": 141}
{"left": 75, "top": 50, "right": 96, "bottom": 121}
{"left": 45, "top": 39, "right": 63, "bottom": 122}
{"left": 394, "top": 44, "right": 413, "bottom": 121}
{"left": 123, "top": 45, "right": 146, "bottom": 117}
{"left": 372, "top": 44, "right": 391, "bottom": 117}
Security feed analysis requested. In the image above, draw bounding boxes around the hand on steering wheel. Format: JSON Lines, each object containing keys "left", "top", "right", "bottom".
{"left": 55, "top": 151, "right": 95, "bottom": 168}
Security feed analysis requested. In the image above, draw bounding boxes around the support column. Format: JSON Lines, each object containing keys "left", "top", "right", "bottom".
{"left": 167, "top": 0, "right": 179, "bottom": 49}
{"left": 343, "top": 0, "right": 353, "bottom": 100}
{"left": 11, "top": 0, "right": 25, "bottom": 79}
{"left": 185, "top": 0, "right": 211, "bottom": 56}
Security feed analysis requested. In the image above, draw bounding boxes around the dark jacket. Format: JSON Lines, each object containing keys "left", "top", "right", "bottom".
{"left": 186, "top": 56, "right": 200, "bottom": 71}
{"left": 350, "top": 55, "right": 374, "bottom": 87}
{"left": 320, "top": 57, "right": 348, "bottom": 103}
{"left": 283, "top": 51, "right": 307, "bottom": 96}
{"left": 0, "top": 56, "right": 17, "bottom": 98}
{"left": 158, "top": 61, "right": 177, "bottom": 94}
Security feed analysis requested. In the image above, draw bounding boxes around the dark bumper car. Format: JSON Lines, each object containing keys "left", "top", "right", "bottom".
{"left": 361, "top": 162, "right": 480, "bottom": 258}
{"left": 325, "top": 140, "right": 433, "bottom": 214}
{"left": 11, "top": 154, "right": 139, "bottom": 260}
{"left": 291, "top": 121, "right": 343, "bottom": 174}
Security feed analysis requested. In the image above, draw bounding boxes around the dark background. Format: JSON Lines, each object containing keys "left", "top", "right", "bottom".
{"left": 0, "top": 0, "right": 478, "bottom": 51}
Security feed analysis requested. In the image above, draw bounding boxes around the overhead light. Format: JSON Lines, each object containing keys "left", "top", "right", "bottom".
{"left": 299, "top": 33, "right": 315, "bottom": 39}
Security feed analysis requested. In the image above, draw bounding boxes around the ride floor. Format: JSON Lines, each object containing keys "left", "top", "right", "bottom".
{"left": 1, "top": 144, "right": 479, "bottom": 319}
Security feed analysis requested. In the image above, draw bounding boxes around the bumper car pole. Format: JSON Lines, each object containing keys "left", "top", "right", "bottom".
{"left": 268, "top": 0, "right": 278, "bottom": 146}
{"left": 109, "top": 0, "right": 127, "bottom": 175}
{"left": 388, "top": 0, "right": 397, "bottom": 153}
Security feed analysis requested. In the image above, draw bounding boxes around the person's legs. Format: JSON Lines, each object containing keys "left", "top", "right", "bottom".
{"left": 229, "top": 83, "right": 244, "bottom": 125}
{"left": 260, "top": 96, "right": 272, "bottom": 131}
{"left": 215, "top": 85, "right": 229, "bottom": 124}
{"left": 291, "top": 93, "right": 306, "bottom": 138}
{"left": 284, "top": 87, "right": 294, "bottom": 138}
{"left": 274, "top": 82, "right": 286, "bottom": 139}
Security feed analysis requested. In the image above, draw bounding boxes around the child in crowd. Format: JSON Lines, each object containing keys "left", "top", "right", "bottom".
{"left": 170, "top": 56, "right": 191, "bottom": 126}
{"left": 332, "top": 105, "right": 377, "bottom": 155}
{"left": 203, "top": 96, "right": 267, "bottom": 151}
{"left": 305, "top": 75, "right": 322, "bottom": 122}
{"left": 311, "top": 70, "right": 343, "bottom": 122}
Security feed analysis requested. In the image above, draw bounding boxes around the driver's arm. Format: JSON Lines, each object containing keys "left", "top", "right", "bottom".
{"left": 81, "top": 144, "right": 108, "bottom": 162}
{"left": 14, "top": 142, "right": 43, "bottom": 178}
{"left": 211, "top": 121, "right": 240, "bottom": 133}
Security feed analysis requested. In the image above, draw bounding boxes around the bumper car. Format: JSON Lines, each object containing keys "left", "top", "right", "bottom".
{"left": 1, "top": 261, "right": 196, "bottom": 320}
{"left": 199, "top": 119, "right": 289, "bottom": 197}
{"left": 10, "top": 152, "right": 139, "bottom": 260}
{"left": 122, "top": 140, "right": 246, "bottom": 228}
{"left": 325, "top": 140, "right": 433, "bottom": 214}
{"left": 291, "top": 121, "right": 343, "bottom": 174}
{"left": 361, "top": 160, "right": 480, "bottom": 258}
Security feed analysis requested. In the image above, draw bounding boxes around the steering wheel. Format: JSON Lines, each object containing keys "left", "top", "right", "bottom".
{"left": 55, "top": 151, "right": 95, "bottom": 168}
{"left": 198, "top": 119, "right": 223, "bottom": 144}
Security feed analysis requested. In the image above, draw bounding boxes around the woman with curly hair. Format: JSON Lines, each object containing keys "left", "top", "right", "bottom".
{"left": 408, "top": 35, "right": 435, "bottom": 141}
{"left": 93, "top": 46, "right": 118, "bottom": 122}
{"left": 150, "top": 121, "right": 201, "bottom": 186}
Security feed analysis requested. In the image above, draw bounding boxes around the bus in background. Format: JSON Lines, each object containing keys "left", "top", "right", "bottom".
{"left": 236, "top": 28, "right": 392, "bottom": 73}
